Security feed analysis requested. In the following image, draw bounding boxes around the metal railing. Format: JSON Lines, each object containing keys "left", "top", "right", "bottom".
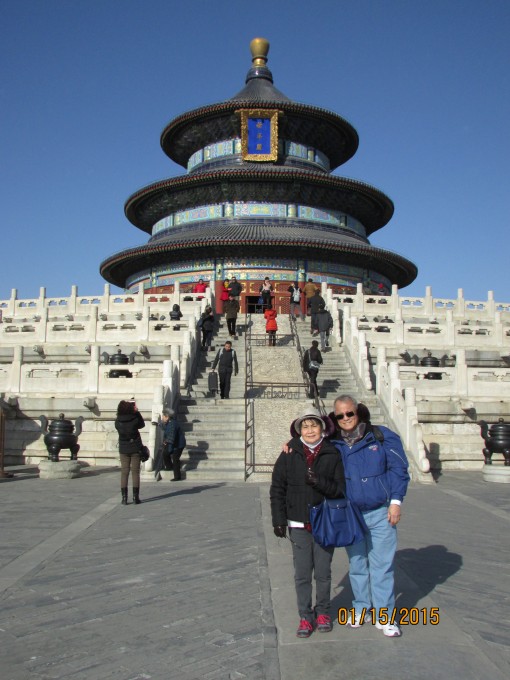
{"left": 244, "top": 313, "right": 327, "bottom": 477}
{"left": 289, "top": 315, "right": 325, "bottom": 414}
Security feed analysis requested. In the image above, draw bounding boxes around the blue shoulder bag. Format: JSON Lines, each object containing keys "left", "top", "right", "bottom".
{"left": 309, "top": 497, "right": 368, "bottom": 548}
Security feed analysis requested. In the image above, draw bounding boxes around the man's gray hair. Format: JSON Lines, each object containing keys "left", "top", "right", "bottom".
{"left": 334, "top": 394, "right": 358, "bottom": 409}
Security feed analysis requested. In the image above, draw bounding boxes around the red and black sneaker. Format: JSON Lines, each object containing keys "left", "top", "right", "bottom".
{"left": 296, "top": 619, "right": 314, "bottom": 638}
{"left": 316, "top": 614, "right": 332, "bottom": 632}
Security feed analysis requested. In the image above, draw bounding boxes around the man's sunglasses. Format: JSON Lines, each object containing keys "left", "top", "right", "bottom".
{"left": 335, "top": 411, "right": 356, "bottom": 421}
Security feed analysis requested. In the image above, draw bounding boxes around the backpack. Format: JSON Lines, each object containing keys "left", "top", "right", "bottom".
{"left": 372, "top": 425, "right": 384, "bottom": 442}
{"left": 218, "top": 348, "right": 236, "bottom": 361}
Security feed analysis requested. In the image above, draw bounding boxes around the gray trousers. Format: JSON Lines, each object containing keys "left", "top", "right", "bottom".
{"left": 290, "top": 528, "right": 334, "bottom": 621}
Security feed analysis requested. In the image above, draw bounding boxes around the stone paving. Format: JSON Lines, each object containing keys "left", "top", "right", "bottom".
{"left": 1, "top": 466, "right": 509, "bottom": 680}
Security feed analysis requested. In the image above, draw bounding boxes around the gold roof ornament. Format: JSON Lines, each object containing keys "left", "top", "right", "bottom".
{"left": 250, "top": 38, "right": 269, "bottom": 67}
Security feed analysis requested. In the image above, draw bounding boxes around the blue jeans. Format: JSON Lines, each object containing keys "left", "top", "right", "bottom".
{"left": 345, "top": 504, "right": 397, "bottom": 617}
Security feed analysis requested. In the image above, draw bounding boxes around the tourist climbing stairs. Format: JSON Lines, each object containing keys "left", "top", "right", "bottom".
{"left": 170, "top": 318, "right": 247, "bottom": 481}
{"left": 292, "top": 318, "right": 388, "bottom": 425}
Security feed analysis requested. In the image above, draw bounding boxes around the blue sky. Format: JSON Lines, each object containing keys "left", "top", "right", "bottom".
{"left": 1, "top": 0, "right": 509, "bottom": 302}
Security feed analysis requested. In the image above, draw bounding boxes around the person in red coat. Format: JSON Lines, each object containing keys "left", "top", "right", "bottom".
{"left": 264, "top": 308, "right": 278, "bottom": 346}
{"left": 192, "top": 279, "right": 208, "bottom": 297}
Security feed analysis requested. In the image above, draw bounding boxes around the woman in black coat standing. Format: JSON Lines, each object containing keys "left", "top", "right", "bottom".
{"left": 115, "top": 400, "right": 145, "bottom": 505}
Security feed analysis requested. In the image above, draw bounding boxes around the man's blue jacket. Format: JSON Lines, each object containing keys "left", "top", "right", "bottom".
{"left": 332, "top": 425, "right": 410, "bottom": 512}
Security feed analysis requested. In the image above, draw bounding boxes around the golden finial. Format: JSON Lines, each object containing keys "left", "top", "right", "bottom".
{"left": 250, "top": 37, "right": 270, "bottom": 67}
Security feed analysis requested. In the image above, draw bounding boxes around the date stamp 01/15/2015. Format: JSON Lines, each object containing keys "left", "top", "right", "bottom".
{"left": 337, "top": 607, "right": 440, "bottom": 626}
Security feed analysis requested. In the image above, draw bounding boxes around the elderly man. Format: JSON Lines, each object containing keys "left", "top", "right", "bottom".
{"left": 331, "top": 395, "right": 409, "bottom": 637}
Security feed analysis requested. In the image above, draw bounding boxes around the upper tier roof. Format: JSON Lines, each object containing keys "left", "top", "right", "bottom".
{"left": 160, "top": 39, "right": 359, "bottom": 171}
{"left": 124, "top": 168, "right": 394, "bottom": 236}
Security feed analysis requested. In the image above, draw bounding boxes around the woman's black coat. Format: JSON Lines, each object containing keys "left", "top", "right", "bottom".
{"left": 115, "top": 412, "right": 145, "bottom": 454}
{"left": 270, "top": 437, "right": 345, "bottom": 526}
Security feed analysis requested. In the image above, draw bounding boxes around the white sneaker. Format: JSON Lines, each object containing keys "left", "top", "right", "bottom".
{"left": 346, "top": 612, "right": 372, "bottom": 628}
{"left": 375, "top": 620, "right": 401, "bottom": 637}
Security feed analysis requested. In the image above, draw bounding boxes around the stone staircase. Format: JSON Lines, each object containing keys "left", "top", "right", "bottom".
{"left": 293, "top": 319, "right": 388, "bottom": 425}
{"left": 171, "top": 314, "right": 394, "bottom": 482}
{"left": 172, "top": 319, "right": 247, "bottom": 481}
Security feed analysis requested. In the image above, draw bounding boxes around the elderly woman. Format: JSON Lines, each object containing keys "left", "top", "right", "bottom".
{"left": 270, "top": 406, "right": 345, "bottom": 638}
{"left": 331, "top": 395, "right": 410, "bottom": 637}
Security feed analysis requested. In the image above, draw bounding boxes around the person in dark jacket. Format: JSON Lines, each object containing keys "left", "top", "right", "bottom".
{"left": 316, "top": 305, "right": 334, "bottom": 350}
{"left": 224, "top": 295, "right": 240, "bottom": 337}
{"left": 211, "top": 340, "right": 238, "bottom": 399}
{"left": 227, "top": 276, "right": 242, "bottom": 300}
{"left": 199, "top": 306, "right": 215, "bottom": 350}
{"left": 259, "top": 277, "right": 273, "bottom": 310}
{"left": 307, "top": 291, "right": 326, "bottom": 334}
{"left": 303, "top": 340, "right": 323, "bottom": 398}
{"left": 157, "top": 408, "right": 187, "bottom": 481}
{"left": 270, "top": 406, "right": 345, "bottom": 638}
{"left": 115, "top": 400, "right": 145, "bottom": 505}
{"left": 331, "top": 394, "right": 410, "bottom": 637}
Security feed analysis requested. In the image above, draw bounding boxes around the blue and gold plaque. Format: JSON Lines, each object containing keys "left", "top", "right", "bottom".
{"left": 238, "top": 109, "right": 279, "bottom": 161}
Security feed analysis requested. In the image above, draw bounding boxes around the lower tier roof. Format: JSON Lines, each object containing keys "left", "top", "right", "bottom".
{"left": 100, "top": 222, "right": 417, "bottom": 288}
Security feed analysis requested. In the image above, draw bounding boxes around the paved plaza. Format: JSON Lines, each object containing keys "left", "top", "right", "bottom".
{"left": 0, "top": 467, "right": 509, "bottom": 680}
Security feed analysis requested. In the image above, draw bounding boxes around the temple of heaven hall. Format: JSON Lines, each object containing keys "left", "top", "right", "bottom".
{"left": 100, "top": 37, "right": 417, "bottom": 313}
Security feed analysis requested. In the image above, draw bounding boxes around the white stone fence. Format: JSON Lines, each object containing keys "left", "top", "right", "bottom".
{"left": 323, "top": 283, "right": 510, "bottom": 321}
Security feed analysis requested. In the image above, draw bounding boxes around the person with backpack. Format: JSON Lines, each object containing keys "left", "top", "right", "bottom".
{"left": 331, "top": 395, "right": 410, "bottom": 637}
{"left": 211, "top": 340, "right": 239, "bottom": 399}
{"left": 303, "top": 340, "right": 323, "bottom": 398}
{"left": 288, "top": 282, "right": 304, "bottom": 320}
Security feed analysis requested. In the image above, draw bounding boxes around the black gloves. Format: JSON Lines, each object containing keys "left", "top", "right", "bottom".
{"left": 273, "top": 525, "right": 287, "bottom": 538}
{"left": 305, "top": 468, "right": 318, "bottom": 487}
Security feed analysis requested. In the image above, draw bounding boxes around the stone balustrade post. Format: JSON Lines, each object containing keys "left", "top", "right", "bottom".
{"left": 389, "top": 284, "right": 399, "bottom": 313}
{"left": 41, "top": 307, "right": 49, "bottom": 343}
{"left": 455, "top": 288, "right": 466, "bottom": 318}
{"left": 37, "top": 287, "right": 46, "bottom": 315}
{"left": 162, "top": 359, "right": 176, "bottom": 405}
{"left": 487, "top": 290, "right": 495, "bottom": 317}
{"left": 494, "top": 311, "right": 503, "bottom": 345}
{"left": 69, "top": 285, "right": 78, "bottom": 314}
{"left": 9, "top": 345, "right": 23, "bottom": 392}
{"left": 388, "top": 361, "right": 401, "bottom": 420}
{"left": 404, "top": 386, "right": 416, "bottom": 408}
{"left": 325, "top": 286, "right": 333, "bottom": 308}
{"left": 101, "top": 284, "right": 110, "bottom": 314}
{"left": 330, "top": 299, "right": 341, "bottom": 343}
{"left": 135, "top": 286, "right": 144, "bottom": 312}
{"left": 424, "top": 286, "right": 433, "bottom": 316}
{"left": 446, "top": 309, "right": 455, "bottom": 346}
{"left": 376, "top": 346, "right": 387, "bottom": 393}
{"left": 88, "top": 306, "right": 98, "bottom": 342}
{"left": 355, "top": 283, "right": 364, "bottom": 315}
{"left": 88, "top": 345, "right": 100, "bottom": 393}
{"left": 395, "top": 312, "right": 404, "bottom": 344}
{"left": 173, "top": 281, "right": 181, "bottom": 306}
{"left": 455, "top": 348, "right": 468, "bottom": 396}
{"left": 8, "top": 288, "right": 18, "bottom": 317}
